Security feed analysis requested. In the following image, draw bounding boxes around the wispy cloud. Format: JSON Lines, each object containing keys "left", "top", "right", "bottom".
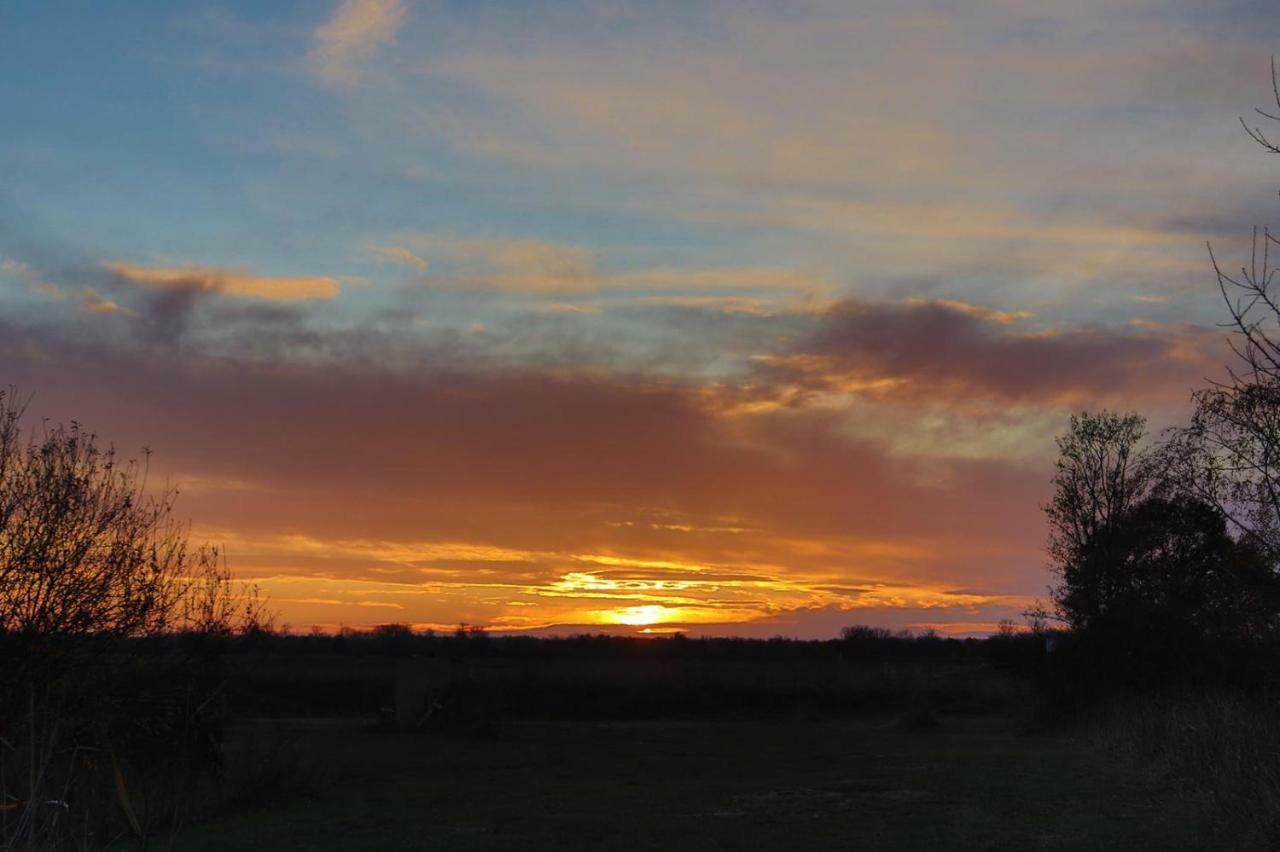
{"left": 309, "top": 0, "right": 408, "bottom": 88}
{"left": 81, "top": 289, "right": 122, "bottom": 315}
{"left": 22, "top": 271, "right": 124, "bottom": 318}
{"left": 384, "top": 234, "right": 831, "bottom": 303}
{"left": 0, "top": 258, "right": 36, "bottom": 280}
{"left": 395, "top": 234, "right": 598, "bottom": 294}
{"left": 360, "top": 243, "right": 429, "bottom": 272}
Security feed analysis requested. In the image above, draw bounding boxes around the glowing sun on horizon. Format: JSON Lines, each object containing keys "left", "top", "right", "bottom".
{"left": 601, "top": 605, "right": 673, "bottom": 626}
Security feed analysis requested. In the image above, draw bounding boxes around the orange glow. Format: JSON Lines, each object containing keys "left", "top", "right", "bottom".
{"left": 214, "top": 527, "right": 1040, "bottom": 637}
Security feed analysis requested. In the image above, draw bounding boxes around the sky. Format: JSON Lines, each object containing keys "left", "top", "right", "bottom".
{"left": 0, "top": 0, "right": 1276, "bottom": 637}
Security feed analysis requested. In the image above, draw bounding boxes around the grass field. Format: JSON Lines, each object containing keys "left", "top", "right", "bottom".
{"left": 177, "top": 717, "right": 1216, "bottom": 851}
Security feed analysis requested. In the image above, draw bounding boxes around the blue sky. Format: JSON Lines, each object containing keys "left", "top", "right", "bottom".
{"left": 5, "top": 0, "right": 1269, "bottom": 318}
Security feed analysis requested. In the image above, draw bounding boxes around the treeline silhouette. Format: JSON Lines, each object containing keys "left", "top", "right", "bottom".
{"left": 217, "top": 626, "right": 1036, "bottom": 722}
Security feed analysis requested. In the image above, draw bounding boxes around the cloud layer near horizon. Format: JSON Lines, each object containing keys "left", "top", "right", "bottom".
{"left": 0, "top": 281, "right": 1230, "bottom": 635}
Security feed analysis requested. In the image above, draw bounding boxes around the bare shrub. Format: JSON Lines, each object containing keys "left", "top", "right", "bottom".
{"left": 0, "top": 389, "right": 266, "bottom": 849}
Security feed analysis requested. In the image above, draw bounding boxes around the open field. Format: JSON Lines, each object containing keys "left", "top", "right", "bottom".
{"left": 178, "top": 717, "right": 1214, "bottom": 852}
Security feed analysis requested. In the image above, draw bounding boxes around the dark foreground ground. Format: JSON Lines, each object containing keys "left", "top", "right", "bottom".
{"left": 178, "top": 717, "right": 1214, "bottom": 852}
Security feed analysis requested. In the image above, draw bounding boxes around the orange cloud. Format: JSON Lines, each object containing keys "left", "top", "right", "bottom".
{"left": 21, "top": 271, "right": 125, "bottom": 317}
{"left": 81, "top": 289, "right": 122, "bottom": 315}
{"left": 103, "top": 261, "right": 340, "bottom": 301}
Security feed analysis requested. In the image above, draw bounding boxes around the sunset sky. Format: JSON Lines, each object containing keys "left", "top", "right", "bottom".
{"left": 1, "top": 0, "right": 1275, "bottom": 636}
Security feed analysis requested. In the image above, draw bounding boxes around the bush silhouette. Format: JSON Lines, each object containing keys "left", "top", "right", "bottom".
{"left": 0, "top": 390, "right": 265, "bottom": 847}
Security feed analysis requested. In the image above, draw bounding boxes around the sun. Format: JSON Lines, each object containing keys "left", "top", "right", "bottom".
{"left": 600, "top": 605, "right": 672, "bottom": 627}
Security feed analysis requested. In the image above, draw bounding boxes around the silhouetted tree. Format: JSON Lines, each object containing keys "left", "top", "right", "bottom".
{"left": 1044, "top": 410, "right": 1155, "bottom": 596}
{"left": 1056, "top": 494, "right": 1280, "bottom": 643}
{"left": 840, "top": 625, "right": 893, "bottom": 643}
{"left": 1043, "top": 407, "right": 1280, "bottom": 691}
{"left": 1163, "top": 59, "right": 1280, "bottom": 560}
